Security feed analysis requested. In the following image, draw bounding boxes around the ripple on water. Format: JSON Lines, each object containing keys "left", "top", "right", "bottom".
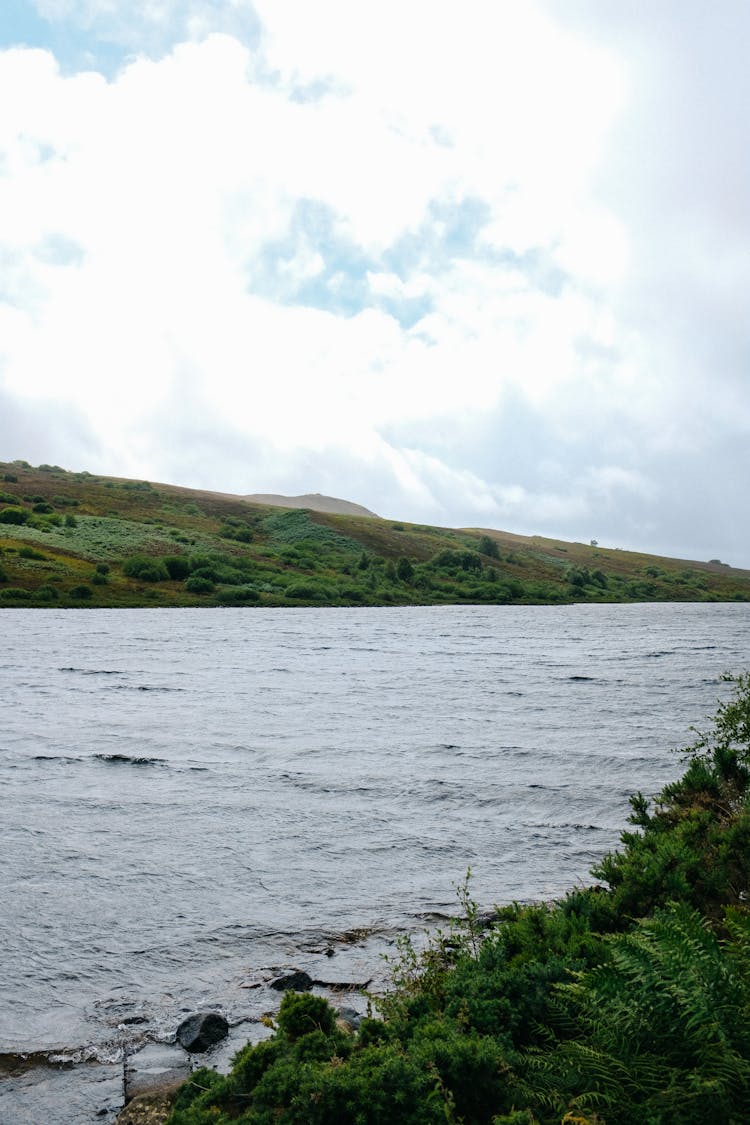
{"left": 0, "top": 601, "right": 748, "bottom": 1072}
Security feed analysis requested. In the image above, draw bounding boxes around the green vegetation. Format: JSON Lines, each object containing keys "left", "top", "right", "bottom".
{"left": 169, "top": 675, "right": 750, "bottom": 1124}
{"left": 0, "top": 459, "right": 748, "bottom": 608}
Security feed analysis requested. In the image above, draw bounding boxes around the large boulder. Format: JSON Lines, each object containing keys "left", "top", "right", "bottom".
{"left": 175, "top": 1011, "right": 229, "bottom": 1052}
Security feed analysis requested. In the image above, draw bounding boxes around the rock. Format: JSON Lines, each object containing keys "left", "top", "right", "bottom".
{"left": 115, "top": 1087, "right": 178, "bottom": 1124}
{"left": 175, "top": 1011, "right": 229, "bottom": 1053}
{"left": 335, "top": 1006, "right": 363, "bottom": 1031}
{"left": 124, "top": 1043, "right": 191, "bottom": 1100}
{"left": 270, "top": 970, "right": 313, "bottom": 992}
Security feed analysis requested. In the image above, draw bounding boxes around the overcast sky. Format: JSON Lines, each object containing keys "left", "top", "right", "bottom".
{"left": 1, "top": 2, "right": 748, "bottom": 564}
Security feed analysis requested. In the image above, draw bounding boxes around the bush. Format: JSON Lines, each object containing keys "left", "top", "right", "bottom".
{"left": 1, "top": 587, "right": 31, "bottom": 600}
{"left": 162, "top": 555, "right": 190, "bottom": 580}
{"left": 122, "top": 556, "right": 169, "bottom": 581}
{"left": 397, "top": 556, "right": 414, "bottom": 581}
{"left": 0, "top": 507, "right": 29, "bottom": 525}
{"left": 216, "top": 586, "right": 260, "bottom": 604}
{"left": 185, "top": 576, "right": 215, "bottom": 594}
{"left": 18, "top": 547, "right": 45, "bottom": 560}
{"left": 285, "top": 581, "right": 328, "bottom": 600}
{"left": 277, "top": 991, "right": 337, "bottom": 1039}
{"left": 432, "top": 549, "right": 482, "bottom": 573}
{"left": 35, "top": 585, "right": 59, "bottom": 601}
{"left": 219, "top": 519, "right": 254, "bottom": 543}
{"left": 69, "top": 584, "right": 92, "bottom": 599}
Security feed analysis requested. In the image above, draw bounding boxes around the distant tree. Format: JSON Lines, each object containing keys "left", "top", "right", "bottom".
{"left": 479, "top": 535, "right": 500, "bottom": 559}
{"left": 396, "top": 557, "right": 414, "bottom": 582}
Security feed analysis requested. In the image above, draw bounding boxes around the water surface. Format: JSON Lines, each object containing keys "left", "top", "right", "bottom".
{"left": 1, "top": 603, "right": 748, "bottom": 1065}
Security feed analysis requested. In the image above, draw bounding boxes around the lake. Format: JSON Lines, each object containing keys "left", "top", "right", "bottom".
{"left": 1, "top": 603, "right": 748, "bottom": 1118}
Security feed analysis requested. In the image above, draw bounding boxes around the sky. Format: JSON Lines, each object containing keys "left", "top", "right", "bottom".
{"left": 0, "top": 1, "right": 748, "bottom": 565}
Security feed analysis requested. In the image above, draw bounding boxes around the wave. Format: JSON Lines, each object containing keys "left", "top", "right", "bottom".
{"left": 58, "top": 667, "right": 123, "bottom": 675}
{"left": 93, "top": 753, "right": 167, "bottom": 767}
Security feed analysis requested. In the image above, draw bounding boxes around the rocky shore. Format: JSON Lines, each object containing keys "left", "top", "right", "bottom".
{"left": 1, "top": 929, "right": 390, "bottom": 1124}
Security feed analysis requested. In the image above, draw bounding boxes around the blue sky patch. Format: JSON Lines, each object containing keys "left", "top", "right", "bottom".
{"left": 0, "top": 0, "right": 126, "bottom": 77}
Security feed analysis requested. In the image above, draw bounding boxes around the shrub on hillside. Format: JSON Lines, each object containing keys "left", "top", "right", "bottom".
{"left": 122, "top": 556, "right": 169, "bottom": 581}
{"left": 1, "top": 587, "right": 31, "bottom": 600}
{"left": 185, "top": 576, "right": 215, "bottom": 594}
{"left": 69, "top": 584, "right": 92, "bottom": 599}
{"left": 432, "top": 549, "right": 483, "bottom": 573}
{"left": 285, "top": 581, "right": 329, "bottom": 600}
{"left": 0, "top": 507, "right": 29, "bottom": 525}
{"left": 216, "top": 587, "right": 260, "bottom": 604}
{"left": 35, "top": 585, "right": 59, "bottom": 601}
{"left": 219, "top": 518, "right": 254, "bottom": 543}
{"left": 162, "top": 555, "right": 191, "bottom": 580}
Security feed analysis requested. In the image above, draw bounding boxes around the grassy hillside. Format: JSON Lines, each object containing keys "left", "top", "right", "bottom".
{"left": 0, "top": 459, "right": 748, "bottom": 608}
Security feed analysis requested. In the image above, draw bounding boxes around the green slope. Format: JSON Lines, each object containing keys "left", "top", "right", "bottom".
{"left": 0, "top": 459, "right": 748, "bottom": 608}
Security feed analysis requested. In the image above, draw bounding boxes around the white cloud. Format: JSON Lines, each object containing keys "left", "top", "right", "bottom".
{"left": 0, "top": 3, "right": 749, "bottom": 563}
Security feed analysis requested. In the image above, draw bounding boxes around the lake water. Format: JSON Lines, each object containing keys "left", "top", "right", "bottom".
{"left": 1, "top": 603, "right": 749, "bottom": 1118}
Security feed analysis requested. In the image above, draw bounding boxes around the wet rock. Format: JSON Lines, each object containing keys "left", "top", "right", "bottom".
{"left": 124, "top": 1043, "right": 191, "bottom": 1100}
{"left": 175, "top": 1012, "right": 229, "bottom": 1053}
{"left": 270, "top": 970, "right": 313, "bottom": 992}
{"left": 316, "top": 977, "right": 372, "bottom": 991}
{"left": 199, "top": 1020, "right": 275, "bottom": 1074}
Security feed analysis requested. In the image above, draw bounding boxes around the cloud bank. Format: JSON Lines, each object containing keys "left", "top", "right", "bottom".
{"left": 1, "top": 1, "right": 748, "bottom": 563}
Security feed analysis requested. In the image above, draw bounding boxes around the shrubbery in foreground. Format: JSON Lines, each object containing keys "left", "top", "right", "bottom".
{"left": 168, "top": 674, "right": 750, "bottom": 1124}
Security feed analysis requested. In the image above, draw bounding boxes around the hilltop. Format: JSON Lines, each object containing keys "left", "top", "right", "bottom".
{"left": 0, "top": 459, "right": 748, "bottom": 608}
{"left": 244, "top": 492, "right": 379, "bottom": 518}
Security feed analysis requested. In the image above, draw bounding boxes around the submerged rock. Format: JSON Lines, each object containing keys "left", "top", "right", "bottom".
{"left": 175, "top": 1012, "right": 229, "bottom": 1052}
{"left": 125, "top": 1043, "right": 191, "bottom": 1099}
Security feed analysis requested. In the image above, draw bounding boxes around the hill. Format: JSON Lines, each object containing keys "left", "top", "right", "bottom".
{"left": 0, "top": 458, "right": 748, "bottom": 608}
{"left": 244, "top": 492, "right": 379, "bottom": 517}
